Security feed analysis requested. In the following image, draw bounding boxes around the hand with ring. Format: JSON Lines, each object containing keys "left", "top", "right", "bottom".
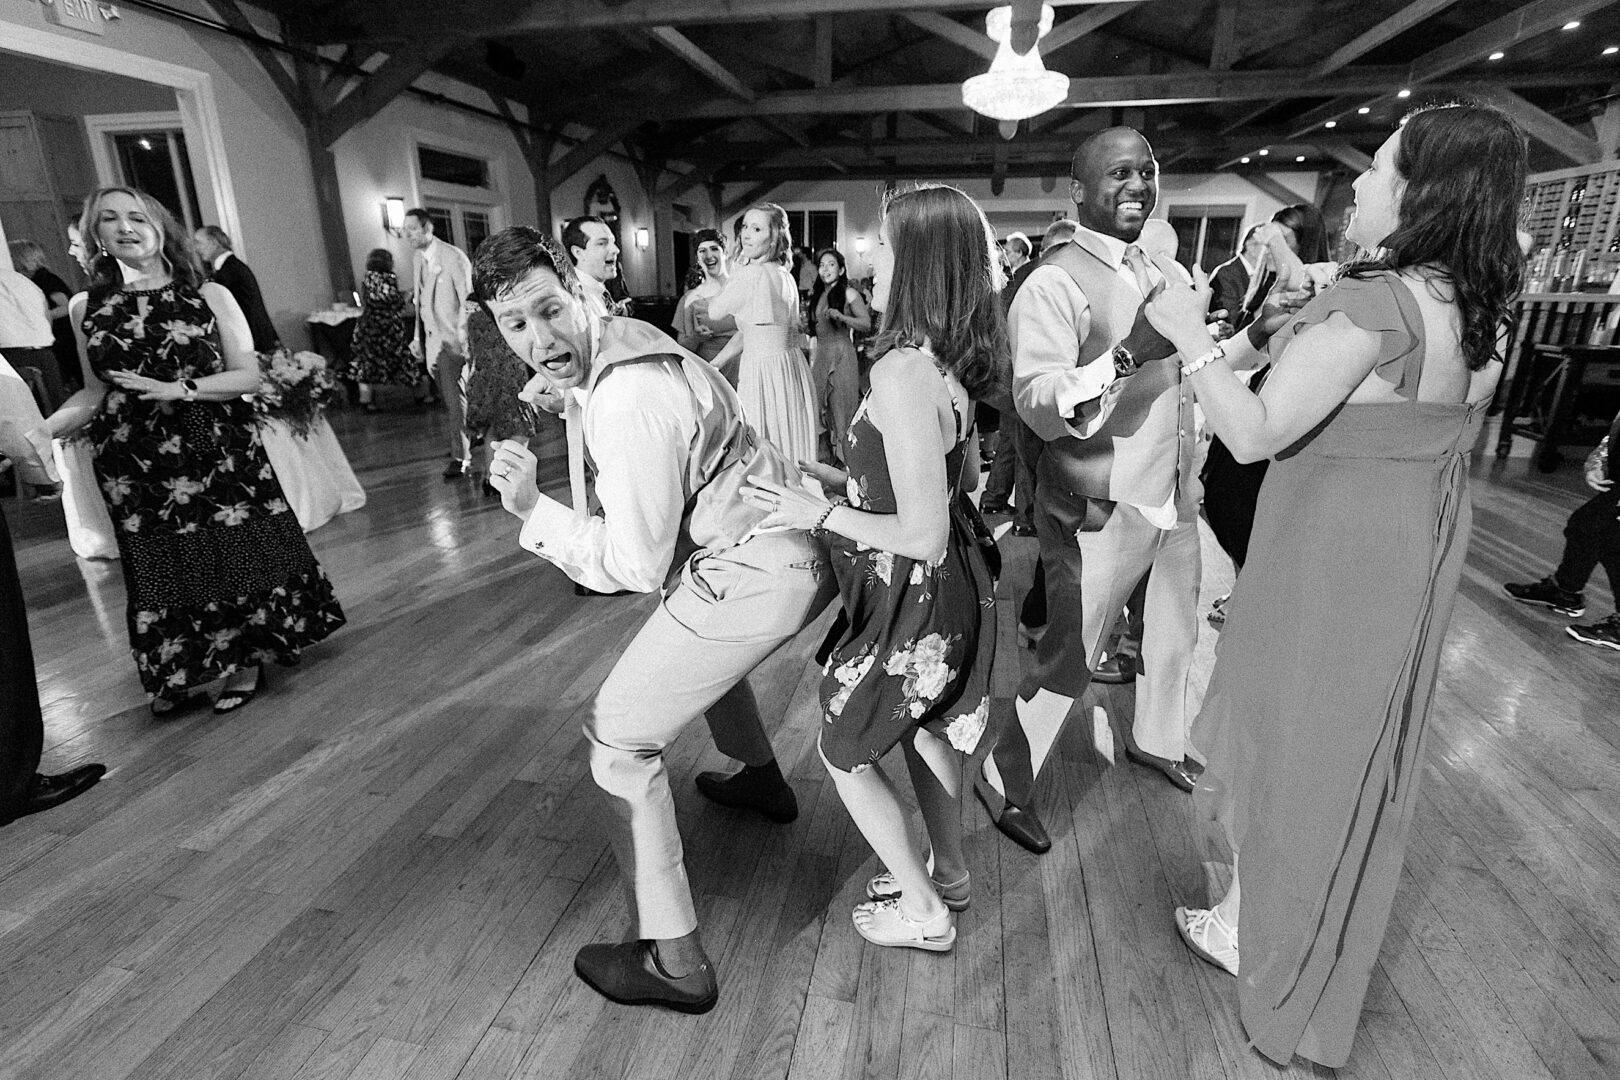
{"left": 488, "top": 438, "right": 540, "bottom": 518}
{"left": 741, "top": 475, "right": 831, "bottom": 531}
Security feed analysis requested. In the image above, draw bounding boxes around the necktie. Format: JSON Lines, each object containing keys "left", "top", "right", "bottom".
{"left": 1122, "top": 244, "right": 1155, "bottom": 298}
{"left": 564, "top": 397, "right": 589, "bottom": 522}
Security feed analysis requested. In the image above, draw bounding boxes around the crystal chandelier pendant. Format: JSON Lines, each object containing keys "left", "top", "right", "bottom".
{"left": 962, "top": 4, "right": 1071, "bottom": 123}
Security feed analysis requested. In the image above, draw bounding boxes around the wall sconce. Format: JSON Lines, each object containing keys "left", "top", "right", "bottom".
{"left": 382, "top": 197, "right": 406, "bottom": 236}
{"left": 854, "top": 236, "right": 869, "bottom": 254}
{"left": 635, "top": 227, "right": 650, "bottom": 251}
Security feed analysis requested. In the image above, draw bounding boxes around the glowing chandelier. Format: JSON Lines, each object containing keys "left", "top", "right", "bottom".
{"left": 961, "top": 4, "right": 1070, "bottom": 124}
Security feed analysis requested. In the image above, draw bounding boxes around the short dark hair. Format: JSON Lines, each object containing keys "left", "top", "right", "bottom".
{"left": 561, "top": 216, "right": 609, "bottom": 263}
{"left": 365, "top": 248, "right": 394, "bottom": 274}
{"left": 196, "top": 225, "right": 233, "bottom": 251}
{"left": 404, "top": 208, "right": 432, "bottom": 230}
{"left": 694, "top": 228, "right": 723, "bottom": 248}
{"left": 472, "top": 226, "right": 580, "bottom": 305}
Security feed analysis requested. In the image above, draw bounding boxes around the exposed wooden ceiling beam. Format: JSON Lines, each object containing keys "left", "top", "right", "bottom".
{"left": 1318, "top": 139, "right": 1374, "bottom": 171}
{"left": 494, "top": 0, "right": 1113, "bottom": 35}
{"left": 548, "top": 118, "right": 644, "bottom": 185}
{"left": 1408, "top": 0, "right": 1617, "bottom": 85}
{"left": 719, "top": 181, "right": 783, "bottom": 219}
{"left": 322, "top": 38, "right": 457, "bottom": 145}
{"left": 901, "top": 11, "right": 996, "bottom": 61}
{"left": 203, "top": 0, "right": 300, "bottom": 112}
{"left": 645, "top": 25, "right": 755, "bottom": 102}
{"left": 1312, "top": 0, "right": 1468, "bottom": 77}
{"left": 672, "top": 64, "right": 1609, "bottom": 118}
{"left": 1237, "top": 171, "right": 1312, "bottom": 206}
{"left": 911, "top": 110, "right": 976, "bottom": 137}
{"left": 1041, "top": 1, "right": 1146, "bottom": 55}
{"left": 814, "top": 15, "right": 834, "bottom": 88}
{"left": 1285, "top": 96, "right": 1368, "bottom": 139}
{"left": 1208, "top": 1, "right": 1244, "bottom": 72}
{"left": 1466, "top": 84, "right": 1601, "bottom": 163}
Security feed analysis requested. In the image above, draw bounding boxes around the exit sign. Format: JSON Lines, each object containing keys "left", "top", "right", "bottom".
{"left": 41, "top": 0, "right": 106, "bottom": 35}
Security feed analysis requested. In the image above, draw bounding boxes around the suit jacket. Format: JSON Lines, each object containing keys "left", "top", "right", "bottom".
{"left": 1209, "top": 256, "right": 1250, "bottom": 324}
{"left": 212, "top": 253, "right": 280, "bottom": 354}
{"left": 412, "top": 238, "right": 473, "bottom": 369}
{"left": 1012, "top": 233, "right": 1198, "bottom": 516}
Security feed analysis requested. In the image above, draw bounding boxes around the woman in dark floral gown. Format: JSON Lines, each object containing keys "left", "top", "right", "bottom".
{"left": 744, "top": 184, "right": 1006, "bottom": 953}
{"left": 46, "top": 187, "right": 344, "bottom": 715}
{"left": 351, "top": 248, "right": 420, "bottom": 410}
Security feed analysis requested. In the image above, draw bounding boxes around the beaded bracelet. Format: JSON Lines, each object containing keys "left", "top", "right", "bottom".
{"left": 812, "top": 497, "right": 848, "bottom": 535}
{"left": 1180, "top": 341, "right": 1226, "bottom": 378}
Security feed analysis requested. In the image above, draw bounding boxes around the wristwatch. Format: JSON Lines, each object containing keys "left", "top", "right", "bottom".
{"left": 181, "top": 379, "right": 199, "bottom": 402}
{"left": 1110, "top": 343, "right": 1140, "bottom": 377}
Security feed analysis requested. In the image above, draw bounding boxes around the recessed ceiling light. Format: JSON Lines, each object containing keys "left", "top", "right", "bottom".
{"left": 1258, "top": 148, "right": 1269, "bottom": 155}
{"left": 1397, "top": 88, "right": 1411, "bottom": 99}
{"left": 1488, "top": 51, "right": 1505, "bottom": 60}
{"left": 1358, "top": 106, "right": 1371, "bottom": 114}
{"left": 1240, "top": 156, "right": 1251, "bottom": 164}
{"left": 1325, "top": 120, "right": 1338, "bottom": 128}
{"left": 1606, "top": 45, "right": 1619, "bottom": 55}
{"left": 1563, "top": 20, "right": 1581, "bottom": 31}
{"left": 1295, "top": 155, "right": 1306, "bottom": 162}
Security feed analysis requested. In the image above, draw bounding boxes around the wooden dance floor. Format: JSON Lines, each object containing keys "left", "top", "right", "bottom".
{"left": 3, "top": 409, "right": 1616, "bottom": 1080}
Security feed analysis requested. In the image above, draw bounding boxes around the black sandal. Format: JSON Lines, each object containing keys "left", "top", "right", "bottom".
{"left": 213, "top": 665, "right": 264, "bottom": 714}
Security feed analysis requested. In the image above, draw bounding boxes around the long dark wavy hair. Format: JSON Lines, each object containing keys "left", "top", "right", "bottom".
{"left": 870, "top": 183, "right": 1008, "bottom": 400}
{"left": 1344, "top": 104, "right": 1527, "bottom": 371}
{"left": 1272, "top": 202, "right": 1330, "bottom": 263}
{"left": 806, "top": 247, "right": 850, "bottom": 320}
{"left": 78, "top": 187, "right": 203, "bottom": 293}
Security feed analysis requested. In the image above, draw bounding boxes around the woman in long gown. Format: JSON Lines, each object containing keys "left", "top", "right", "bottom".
{"left": 47, "top": 187, "right": 345, "bottom": 716}
{"left": 807, "top": 247, "right": 871, "bottom": 464}
{"left": 708, "top": 204, "right": 819, "bottom": 464}
{"left": 744, "top": 184, "right": 1005, "bottom": 953}
{"left": 671, "top": 229, "right": 739, "bottom": 381}
{"left": 350, "top": 248, "right": 421, "bottom": 410}
{"left": 1142, "top": 105, "right": 1526, "bottom": 1067}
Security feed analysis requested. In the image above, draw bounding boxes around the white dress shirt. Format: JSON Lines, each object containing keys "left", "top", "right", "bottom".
{"left": 1011, "top": 223, "right": 1191, "bottom": 528}
{"left": 0, "top": 269, "right": 52, "bottom": 349}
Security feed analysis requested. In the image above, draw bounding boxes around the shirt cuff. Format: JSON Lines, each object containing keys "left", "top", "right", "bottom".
{"left": 517, "top": 492, "right": 580, "bottom": 554}
{"left": 1054, "top": 363, "right": 1116, "bottom": 435}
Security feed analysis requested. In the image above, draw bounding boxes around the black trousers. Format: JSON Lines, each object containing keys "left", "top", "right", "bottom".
{"left": 1554, "top": 490, "right": 1620, "bottom": 603}
{"left": 0, "top": 502, "right": 44, "bottom": 821}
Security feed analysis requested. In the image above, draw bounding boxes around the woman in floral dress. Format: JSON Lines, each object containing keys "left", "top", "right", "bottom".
{"left": 46, "top": 187, "right": 345, "bottom": 715}
{"left": 745, "top": 184, "right": 1006, "bottom": 953}
{"left": 350, "top": 248, "right": 420, "bottom": 410}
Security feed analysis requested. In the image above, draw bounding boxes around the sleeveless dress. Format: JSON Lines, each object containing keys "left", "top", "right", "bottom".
{"left": 709, "top": 261, "right": 818, "bottom": 464}
{"left": 818, "top": 354, "right": 998, "bottom": 771}
{"left": 672, "top": 283, "right": 738, "bottom": 374}
{"left": 811, "top": 290, "right": 861, "bottom": 462}
{"left": 1191, "top": 272, "right": 1491, "bottom": 1068}
{"left": 350, "top": 269, "right": 417, "bottom": 385}
{"left": 83, "top": 281, "right": 346, "bottom": 700}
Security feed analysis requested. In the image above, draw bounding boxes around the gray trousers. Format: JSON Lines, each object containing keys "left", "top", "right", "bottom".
{"left": 585, "top": 531, "right": 835, "bottom": 939}
{"left": 432, "top": 345, "right": 470, "bottom": 462}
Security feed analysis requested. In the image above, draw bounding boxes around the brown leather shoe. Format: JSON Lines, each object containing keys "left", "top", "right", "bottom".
{"left": 1090, "top": 652, "right": 1137, "bottom": 684}
{"left": 574, "top": 940, "right": 719, "bottom": 1014}
{"left": 973, "top": 776, "right": 1050, "bottom": 854}
{"left": 4, "top": 765, "right": 106, "bottom": 825}
{"left": 695, "top": 765, "right": 798, "bottom": 823}
{"left": 1123, "top": 746, "right": 1203, "bottom": 793}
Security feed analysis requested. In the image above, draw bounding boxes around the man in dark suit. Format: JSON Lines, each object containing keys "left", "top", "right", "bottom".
{"left": 1209, "top": 225, "right": 1265, "bottom": 330}
{"left": 193, "top": 226, "right": 280, "bottom": 353}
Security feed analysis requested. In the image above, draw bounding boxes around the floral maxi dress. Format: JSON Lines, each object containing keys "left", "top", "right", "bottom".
{"left": 819, "top": 358, "right": 997, "bottom": 770}
{"left": 83, "top": 281, "right": 346, "bottom": 699}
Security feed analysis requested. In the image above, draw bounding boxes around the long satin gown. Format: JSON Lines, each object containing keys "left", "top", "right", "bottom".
{"left": 1192, "top": 271, "right": 1491, "bottom": 1068}
{"left": 708, "top": 261, "right": 817, "bottom": 464}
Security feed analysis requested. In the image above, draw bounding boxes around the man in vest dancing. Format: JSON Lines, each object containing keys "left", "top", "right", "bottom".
{"left": 479, "top": 228, "right": 833, "bottom": 1012}
{"left": 976, "top": 128, "right": 1207, "bottom": 854}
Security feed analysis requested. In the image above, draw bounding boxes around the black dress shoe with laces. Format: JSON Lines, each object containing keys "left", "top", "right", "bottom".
{"left": 695, "top": 762, "right": 798, "bottom": 823}
{"left": 574, "top": 940, "right": 719, "bottom": 1014}
{"left": 973, "top": 777, "right": 1050, "bottom": 854}
{"left": 3, "top": 765, "right": 106, "bottom": 825}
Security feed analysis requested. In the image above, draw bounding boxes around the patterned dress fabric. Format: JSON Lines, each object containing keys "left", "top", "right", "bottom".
{"left": 818, "top": 357, "right": 997, "bottom": 771}
{"left": 349, "top": 270, "right": 417, "bottom": 385}
{"left": 709, "top": 261, "right": 818, "bottom": 464}
{"left": 83, "top": 281, "right": 345, "bottom": 699}
{"left": 1192, "top": 272, "right": 1488, "bottom": 1068}
{"left": 464, "top": 306, "right": 544, "bottom": 440}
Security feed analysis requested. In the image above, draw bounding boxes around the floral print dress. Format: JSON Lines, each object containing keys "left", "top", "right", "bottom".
{"left": 83, "top": 281, "right": 346, "bottom": 700}
{"left": 350, "top": 269, "right": 417, "bottom": 385}
{"left": 819, "top": 357, "right": 997, "bottom": 771}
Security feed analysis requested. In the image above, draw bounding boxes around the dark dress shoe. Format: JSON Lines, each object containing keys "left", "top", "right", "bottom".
{"left": 5, "top": 765, "right": 107, "bottom": 824}
{"left": 695, "top": 766, "right": 798, "bottom": 823}
{"left": 442, "top": 459, "right": 469, "bottom": 479}
{"left": 1091, "top": 653, "right": 1137, "bottom": 684}
{"left": 574, "top": 940, "right": 718, "bottom": 1014}
{"left": 1011, "top": 522, "right": 1037, "bottom": 538}
{"left": 1123, "top": 746, "right": 1203, "bottom": 793}
{"left": 978, "top": 497, "right": 1009, "bottom": 515}
{"left": 973, "top": 778, "right": 1051, "bottom": 854}
{"left": 574, "top": 583, "right": 634, "bottom": 597}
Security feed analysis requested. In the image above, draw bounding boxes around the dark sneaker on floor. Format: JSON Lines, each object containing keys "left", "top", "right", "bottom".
{"left": 1567, "top": 614, "right": 1620, "bottom": 651}
{"left": 1503, "top": 576, "right": 1586, "bottom": 618}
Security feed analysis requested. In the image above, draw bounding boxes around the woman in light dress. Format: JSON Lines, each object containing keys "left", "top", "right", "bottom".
{"left": 672, "top": 229, "right": 739, "bottom": 382}
{"left": 708, "top": 204, "right": 819, "bottom": 464}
